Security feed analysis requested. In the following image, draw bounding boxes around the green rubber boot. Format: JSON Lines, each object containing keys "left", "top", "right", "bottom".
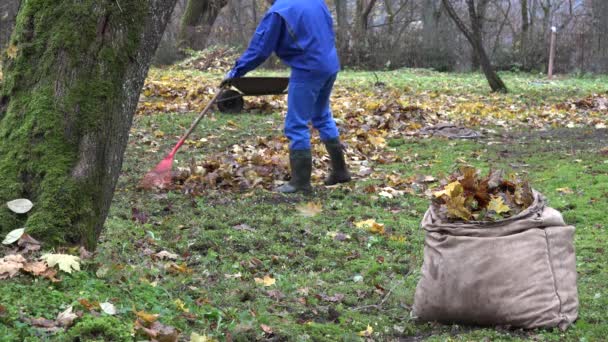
{"left": 277, "top": 149, "right": 312, "bottom": 194}
{"left": 323, "top": 138, "right": 352, "bottom": 186}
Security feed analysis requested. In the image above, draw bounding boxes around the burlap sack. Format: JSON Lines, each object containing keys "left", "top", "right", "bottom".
{"left": 412, "top": 191, "right": 578, "bottom": 330}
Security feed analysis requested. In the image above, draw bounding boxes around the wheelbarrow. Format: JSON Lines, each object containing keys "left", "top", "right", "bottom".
{"left": 217, "top": 77, "right": 289, "bottom": 113}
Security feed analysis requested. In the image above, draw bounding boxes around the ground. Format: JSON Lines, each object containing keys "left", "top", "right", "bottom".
{"left": 1, "top": 66, "right": 607, "bottom": 341}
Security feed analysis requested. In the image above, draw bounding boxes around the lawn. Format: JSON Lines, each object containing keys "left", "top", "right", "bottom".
{"left": 1, "top": 67, "right": 607, "bottom": 341}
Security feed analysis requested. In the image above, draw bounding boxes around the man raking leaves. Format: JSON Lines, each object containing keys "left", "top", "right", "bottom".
{"left": 224, "top": 0, "right": 351, "bottom": 193}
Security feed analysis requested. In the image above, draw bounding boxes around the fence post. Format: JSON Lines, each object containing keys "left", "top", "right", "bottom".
{"left": 548, "top": 26, "right": 557, "bottom": 79}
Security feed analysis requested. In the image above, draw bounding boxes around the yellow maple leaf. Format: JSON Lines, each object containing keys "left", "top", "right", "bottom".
{"left": 358, "top": 324, "right": 373, "bottom": 337}
{"left": 254, "top": 275, "right": 276, "bottom": 286}
{"left": 355, "top": 219, "right": 385, "bottom": 235}
{"left": 174, "top": 299, "right": 189, "bottom": 312}
{"left": 135, "top": 310, "right": 159, "bottom": 323}
{"left": 488, "top": 196, "right": 510, "bottom": 215}
{"left": 296, "top": 202, "right": 323, "bottom": 217}
{"left": 446, "top": 195, "right": 472, "bottom": 221}
{"left": 434, "top": 181, "right": 463, "bottom": 198}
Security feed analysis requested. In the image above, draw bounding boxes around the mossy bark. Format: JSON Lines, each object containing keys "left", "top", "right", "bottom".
{"left": 178, "top": 0, "right": 228, "bottom": 50}
{"left": 0, "top": 0, "right": 177, "bottom": 249}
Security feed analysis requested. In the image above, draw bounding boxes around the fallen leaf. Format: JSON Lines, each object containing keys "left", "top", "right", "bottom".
{"left": 135, "top": 310, "right": 159, "bottom": 323}
{"left": 358, "top": 324, "right": 374, "bottom": 337}
{"left": 488, "top": 196, "right": 510, "bottom": 215}
{"left": 557, "top": 187, "right": 574, "bottom": 195}
{"left": 0, "top": 254, "right": 26, "bottom": 279}
{"left": 434, "top": 181, "right": 463, "bottom": 198}
{"left": 78, "top": 299, "right": 100, "bottom": 311}
{"left": 446, "top": 195, "right": 472, "bottom": 221}
{"left": 154, "top": 251, "right": 179, "bottom": 260}
{"left": 174, "top": 299, "right": 189, "bottom": 313}
{"left": 261, "top": 324, "right": 274, "bottom": 335}
{"left": 355, "top": 219, "right": 385, "bottom": 235}
{"left": 2, "top": 228, "right": 25, "bottom": 245}
{"left": 17, "top": 234, "right": 41, "bottom": 253}
{"left": 41, "top": 254, "right": 81, "bottom": 274}
{"left": 190, "top": 332, "right": 217, "bottom": 342}
{"left": 22, "top": 261, "right": 48, "bottom": 276}
{"left": 56, "top": 306, "right": 78, "bottom": 327}
{"left": 295, "top": 202, "right": 323, "bottom": 217}
{"left": 100, "top": 302, "right": 117, "bottom": 315}
{"left": 254, "top": 275, "right": 276, "bottom": 286}
{"left": 6, "top": 199, "right": 34, "bottom": 214}
{"left": 135, "top": 319, "right": 180, "bottom": 342}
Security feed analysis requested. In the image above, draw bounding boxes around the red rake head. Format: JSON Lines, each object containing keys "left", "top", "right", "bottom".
{"left": 139, "top": 155, "right": 174, "bottom": 190}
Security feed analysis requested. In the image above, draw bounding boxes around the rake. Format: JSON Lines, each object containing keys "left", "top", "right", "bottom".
{"left": 139, "top": 89, "right": 223, "bottom": 189}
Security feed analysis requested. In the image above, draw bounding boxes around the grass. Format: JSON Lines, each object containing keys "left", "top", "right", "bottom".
{"left": 1, "top": 69, "right": 607, "bottom": 341}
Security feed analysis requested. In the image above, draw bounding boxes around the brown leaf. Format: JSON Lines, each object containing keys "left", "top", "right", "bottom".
{"left": 23, "top": 261, "right": 48, "bottom": 276}
{"left": 317, "top": 293, "right": 345, "bottom": 303}
{"left": 17, "top": 234, "right": 41, "bottom": 254}
{"left": 135, "top": 310, "right": 159, "bottom": 323}
{"left": 135, "top": 319, "right": 180, "bottom": 342}
{"left": 446, "top": 195, "right": 472, "bottom": 221}
{"left": 56, "top": 306, "right": 78, "bottom": 327}
{"left": 0, "top": 254, "right": 26, "bottom": 279}
{"left": 261, "top": 324, "right": 274, "bottom": 335}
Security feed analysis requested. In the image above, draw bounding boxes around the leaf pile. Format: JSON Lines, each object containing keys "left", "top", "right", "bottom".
{"left": 135, "top": 69, "right": 607, "bottom": 193}
{"left": 177, "top": 46, "right": 239, "bottom": 73}
{"left": 432, "top": 167, "right": 534, "bottom": 222}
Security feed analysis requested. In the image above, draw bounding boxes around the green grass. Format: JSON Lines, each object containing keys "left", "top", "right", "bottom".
{"left": 1, "top": 69, "right": 607, "bottom": 341}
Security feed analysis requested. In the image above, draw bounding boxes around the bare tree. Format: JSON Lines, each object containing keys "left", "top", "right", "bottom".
{"left": 442, "top": 0, "right": 508, "bottom": 92}
{"left": 179, "top": 0, "right": 229, "bottom": 50}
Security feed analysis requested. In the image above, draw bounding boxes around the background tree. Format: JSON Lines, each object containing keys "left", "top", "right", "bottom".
{"left": 0, "top": 0, "right": 177, "bottom": 248}
{"left": 593, "top": 0, "right": 608, "bottom": 73}
{"left": 179, "top": 0, "right": 229, "bottom": 50}
{"left": 442, "top": 0, "right": 508, "bottom": 92}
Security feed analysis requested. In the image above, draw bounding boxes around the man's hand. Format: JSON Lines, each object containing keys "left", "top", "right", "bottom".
{"left": 221, "top": 70, "right": 237, "bottom": 88}
{"left": 220, "top": 77, "right": 233, "bottom": 88}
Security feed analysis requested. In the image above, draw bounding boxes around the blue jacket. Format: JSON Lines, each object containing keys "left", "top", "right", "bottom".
{"left": 228, "top": 0, "right": 340, "bottom": 81}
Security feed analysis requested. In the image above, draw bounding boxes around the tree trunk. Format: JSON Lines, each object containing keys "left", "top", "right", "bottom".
{"left": 0, "top": 0, "right": 21, "bottom": 51}
{"left": 593, "top": 0, "right": 608, "bottom": 72}
{"left": 442, "top": 0, "right": 508, "bottom": 93}
{"left": 334, "top": 0, "right": 348, "bottom": 61}
{"left": 179, "top": 0, "right": 228, "bottom": 50}
{"left": 520, "top": 0, "right": 529, "bottom": 69}
{"left": 470, "top": 0, "right": 489, "bottom": 70}
{"left": 0, "top": 0, "right": 177, "bottom": 249}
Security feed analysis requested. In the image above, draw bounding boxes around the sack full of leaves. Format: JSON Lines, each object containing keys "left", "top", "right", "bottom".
{"left": 412, "top": 167, "right": 578, "bottom": 330}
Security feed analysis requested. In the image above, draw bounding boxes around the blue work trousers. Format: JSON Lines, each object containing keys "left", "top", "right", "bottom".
{"left": 284, "top": 73, "right": 340, "bottom": 150}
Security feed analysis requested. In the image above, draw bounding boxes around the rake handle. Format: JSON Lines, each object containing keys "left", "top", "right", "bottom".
{"left": 170, "top": 89, "right": 223, "bottom": 156}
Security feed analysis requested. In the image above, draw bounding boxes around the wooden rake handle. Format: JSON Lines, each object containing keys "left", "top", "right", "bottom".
{"left": 170, "top": 89, "right": 223, "bottom": 156}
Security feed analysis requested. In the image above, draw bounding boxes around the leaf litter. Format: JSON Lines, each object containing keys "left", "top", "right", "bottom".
{"left": 431, "top": 166, "right": 534, "bottom": 222}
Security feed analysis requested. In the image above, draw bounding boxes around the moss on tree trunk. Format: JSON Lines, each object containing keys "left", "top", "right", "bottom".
{"left": 0, "top": 0, "right": 176, "bottom": 249}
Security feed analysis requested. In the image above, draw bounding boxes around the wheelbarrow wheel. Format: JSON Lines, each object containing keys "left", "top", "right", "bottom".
{"left": 217, "top": 89, "right": 244, "bottom": 114}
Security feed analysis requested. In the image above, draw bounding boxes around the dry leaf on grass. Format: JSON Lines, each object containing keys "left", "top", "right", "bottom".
{"left": 358, "top": 324, "right": 374, "bottom": 337}
{"left": 2, "top": 228, "right": 25, "bottom": 245}
{"left": 254, "top": 275, "right": 276, "bottom": 286}
{"left": 41, "top": 254, "right": 80, "bottom": 274}
{"left": 295, "top": 202, "right": 323, "bottom": 217}
{"left": 355, "top": 219, "right": 386, "bottom": 235}
{"left": 153, "top": 251, "right": 179, "bottom": 260}
{"left": 0, "top": 254, "right": 26, "bottom": 279}
{"left": 22, "top": 261, "right": 48, "bottom": 276}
